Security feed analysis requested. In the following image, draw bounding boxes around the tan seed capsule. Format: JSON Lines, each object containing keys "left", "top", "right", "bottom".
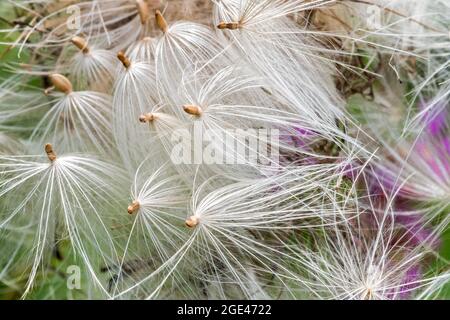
{"left": 49, "top": 74, "right": 73, "bottom": 94}
{"left": 217, "top": 22, "right": 240, "bottom": 30}
{"left": 127, "top": 200, "right": 140, "bottom": 214}
{"left": 183, "top": 105, "right": 203, "bottom": 117}
{"left": 185, "top": 216, "right": 199, "bottom": 228}
{"left": 71, "top": 36, "right": 89, "bottom": 54}
{"left": 117, "top": 51, "right": 131, "bottom": 69}
{"left": 139, "top": 113, "right": 156, "bottom": 123}
{"left": 45, "top": 143, "right": 57, "bottom": 162}
{"left": 155, "top": 10, "right": 168, "bottom": 33}
{"left": 136, "top": 0, "right": 149, "bottom": 25}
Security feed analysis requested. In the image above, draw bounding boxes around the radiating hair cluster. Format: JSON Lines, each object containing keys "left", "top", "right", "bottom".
{"left": 0, "top": 0, "right": 448, "bottom": 300}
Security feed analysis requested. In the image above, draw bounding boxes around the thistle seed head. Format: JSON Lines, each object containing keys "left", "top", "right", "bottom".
{"left": 183, "top": 105, "right": 203, "bottom": 117}
{"left": 217, "top": 22, "right": 240, "bottom": 30}
{"left": 49, "top": 74, "right": 73, "bottom": 94}
{"left": 71, "top": 36, "right": 89, "bottom": 54}
{"left": 139, "top": 113, "right": 156, "bottom": 123}
{"left": 45, "top": 143, "right": 57, "bottom": 162}
{"left": 127, "top": 200, "right": 140, "bottom": 214}
{"left": 185, "top": 215, "right": 199, "bottom": 228}
{"left": 117, "top": 51, "right": 131, "bottom": 69}
{"left": 155, "top": 10, "right": 168, "bottom": 33}
{"left": 136, "top": 0, "right": 150, "bottom": 25}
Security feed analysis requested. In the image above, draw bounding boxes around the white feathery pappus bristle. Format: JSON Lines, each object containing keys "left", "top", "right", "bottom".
{"left": 0, "top": 143, "right": 126, "bottom": 297}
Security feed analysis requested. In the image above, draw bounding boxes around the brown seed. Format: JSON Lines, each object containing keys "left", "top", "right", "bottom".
{"left": 117, "top": 51, "right": 131, "bottom": 69}
{"left": 217, "top": 22, "right": 240, "bottom": 30}
{"left": 139, "top": 113, "right": 156, "bottom": 123}
{"left": 135, "top": 0, "right": 149, "bottom": 25}
{"left": 49, "top": 74, "right": 73, "bottom": 94}
{"left": 155, "top": 10, "right": 168, "bottom": 33}
{"left": 183, "top": 105, "right": 203, "bottom": 117}
{"left": 45, "top": 143, "right": 57, "bottom": 162}
{"left": 127, "top": 200, "right": 140, "bottom": 214}
{"left": 185, "top": 216, "right": 199, "bottom": 228}
{"left": 71, "top": 36, "right": 89, "bottom": 54}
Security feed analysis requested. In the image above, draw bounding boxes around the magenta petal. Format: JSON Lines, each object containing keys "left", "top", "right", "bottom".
{"left": 399, "top": 265, "right": 422, "bottom": 299}
{"left": 395, "top": 214, "right": 440, "bottom": 249}
{"left": 421, "top": 102, "right": 448, "bottom": 136}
